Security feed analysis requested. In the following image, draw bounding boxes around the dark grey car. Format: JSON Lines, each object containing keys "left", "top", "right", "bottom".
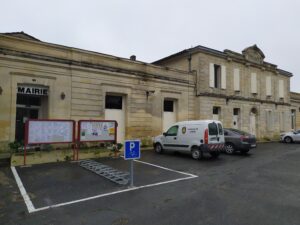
{"left": 223, "top": 128, "right": 257, "bottom": 154}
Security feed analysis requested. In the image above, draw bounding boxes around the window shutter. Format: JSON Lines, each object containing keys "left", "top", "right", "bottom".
{"left": 221, "top": 65, "right": 226, "bottom": 89}
{"left": 279, "top": 80, "right": 284, "bottom": 98}
{"left": 209, "top": 63, "right": 215, "bottom": 88}
{"left": 266, "top": 76, "right": 271, "bottom": 96}
{"left": 251, "top": 73, "right": 257, "bottom": 94}
{"left": 234, "top": 68, "right": 240, "bottom": 91}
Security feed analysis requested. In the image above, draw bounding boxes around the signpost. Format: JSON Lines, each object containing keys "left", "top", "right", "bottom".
{"left": 124, "top": 140, "right": 140, "bottom": 187}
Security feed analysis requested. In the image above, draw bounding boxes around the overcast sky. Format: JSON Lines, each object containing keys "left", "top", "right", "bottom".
{"left": 1, "top": 0, "right": 299, "bottom": 92}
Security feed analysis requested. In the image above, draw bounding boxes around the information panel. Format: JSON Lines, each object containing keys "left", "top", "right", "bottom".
{"left": 27, "top": 120, "right": 74, "bottom": 144}
{"left": 79, "top": 120, "right": 117, "bottom": 142}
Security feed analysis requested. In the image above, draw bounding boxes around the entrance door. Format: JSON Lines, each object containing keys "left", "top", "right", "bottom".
{"left": 15, "top": 108, "right": 39, "bottom": 142}
{"left": 249, "top": 112, "right": 256, "bottom": 136}
{"left": 233, "top": 108, "right": 240, "bottom": 129}
{"left": 105, "top": 95, "right": 125, "bottom": 144}
{"left": 163, "top": 100, "right": 176, "bottom": 132}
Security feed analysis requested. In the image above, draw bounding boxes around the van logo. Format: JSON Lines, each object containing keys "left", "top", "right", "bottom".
{"left": 182, "top": 127, "right": 186, "bottom": 134}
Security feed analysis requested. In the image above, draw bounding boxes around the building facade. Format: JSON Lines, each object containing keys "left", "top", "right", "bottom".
{"left": 291, "top": 92, "right": 300, "bottom": 130}
{"left": 0, "top": 32, "right": 195, "bottom": 153}
{"left": 0, "top": 32, "right": 298, "bottom": 153}
{"left": 154, "top": 45, "right": 293, "bottom": 139}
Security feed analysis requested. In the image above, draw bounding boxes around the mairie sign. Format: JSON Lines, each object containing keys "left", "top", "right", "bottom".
{"left": 124, "top": 140, "right": 140, "bottom": 160}
{"left": 17, "top": 85, "right": 48, "bottom": 96}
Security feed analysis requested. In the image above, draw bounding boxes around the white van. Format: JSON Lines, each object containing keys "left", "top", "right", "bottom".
{"left": 153, "top": 120, "right": 225, "bottom": 159}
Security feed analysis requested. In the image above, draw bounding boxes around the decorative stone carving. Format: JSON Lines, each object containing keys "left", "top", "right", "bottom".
{"left": 242, "top": 45, "right": 265, "bottom": 64}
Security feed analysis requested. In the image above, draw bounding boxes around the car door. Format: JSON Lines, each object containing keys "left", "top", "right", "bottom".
{"left": 162, "top": 125, "right": 179, "bottom": 150}
{"left": 294, "top": 130, "right": 300, "bottom": 141}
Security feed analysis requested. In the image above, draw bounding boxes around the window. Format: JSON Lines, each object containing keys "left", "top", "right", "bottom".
{"left": 166, "top": 125, "right": 178, "bottom": 136}
{"left": 291, "top": 109, "right": 296, "bottom": 130}
{"left": 233, "top": 68, "right": 240, "bottom": 91}
{"left": 105, "top": 95, "right": 122, "bottom": 109}
{"left": 251, "top": 73, "right": 257, "bottom": 94}
{"left": 266, "top": 76, "right": 272, "bottom": 96}
{"left": 214, "top": 65, "right": 221, "bottom": 88}
{"left": 208, "top": 122, "right": 218, "bottom": 135}
{"left": 164, "top": 100, "right": 174, "bottom": 112}
{"left": 217, "top": 123, "right": 223, "bottom": 135}
{"left": 278, "top": 80, "right": 284, "bottom": 99}
{"left": 209, "top": 63, "right": 226, "bottom": 89}
{"left": 233, "top": 108, "right": 240, "bottom": 116}
{"left": 213, "top": 106, "right": 220, "bottom": 115}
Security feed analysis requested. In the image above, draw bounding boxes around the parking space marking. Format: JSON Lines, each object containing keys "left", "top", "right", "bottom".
{"left": 134, "top": 159, "right": 198, "bottom": 178}
{"left": 11, "top": 166, "right": 36, "bottom": 213}
{"left": 12, "top": 159, "right": 198, "bottom": 214}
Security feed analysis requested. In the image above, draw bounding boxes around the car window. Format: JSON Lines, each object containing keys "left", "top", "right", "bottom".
{"left": 229, "top": 128, "right": 250, "bottom": 136}
{"left": 166, "top": 126, "right": 178, "bottom": 136}
{"left": 208, "top": 122, "right": 218, "bottom": 135}
{"left": 217, "top": 123, "right": 223, "bottom": 135}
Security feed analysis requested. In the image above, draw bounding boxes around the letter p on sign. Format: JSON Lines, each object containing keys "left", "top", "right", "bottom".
{"left": 124, "top": 140, "right": 140, "bottom": 160}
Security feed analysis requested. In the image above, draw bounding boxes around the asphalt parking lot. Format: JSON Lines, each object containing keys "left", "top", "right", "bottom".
{"left": 1, "top": 143, "right": 300, "bottom": 225}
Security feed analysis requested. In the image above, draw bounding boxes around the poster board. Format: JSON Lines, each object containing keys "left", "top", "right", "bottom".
{"left": 26, "top": 120, "right": 75, "bottom": 144}
{"left": 78, "top": 120, "right": 117, "bottom": 142}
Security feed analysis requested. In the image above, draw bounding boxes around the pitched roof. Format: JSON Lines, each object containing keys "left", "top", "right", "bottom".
{"left": 1, "top": 31, "right": 40, "bottom": 41}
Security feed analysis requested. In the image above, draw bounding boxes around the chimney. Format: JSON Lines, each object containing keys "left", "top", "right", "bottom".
{"left": 130, "top": 55, "right": 136, "bottom": 61}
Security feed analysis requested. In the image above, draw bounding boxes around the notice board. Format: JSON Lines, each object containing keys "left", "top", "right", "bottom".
{"left": 26, "top": 120, "right": 75, "bottom": 144}
{"left": 78, "top": 120, "right": 117, "bottom": 142}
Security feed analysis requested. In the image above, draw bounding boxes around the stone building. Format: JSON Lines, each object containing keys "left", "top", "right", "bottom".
{"left": 0, "top": 32, "right": 195, "bottom": 153}
{"left": 154, "top": 45, "right": 293, "bottom": 138}
{"left": 0, "top": 32, "right": 298, "bottom": 154}
{"left": 291, "top": 92, "right": 300, "bottom": 130}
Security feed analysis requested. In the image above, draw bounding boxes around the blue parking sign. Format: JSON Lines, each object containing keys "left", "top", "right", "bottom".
{"left": 124, "top": 140, "right": 140, "bottom": 160}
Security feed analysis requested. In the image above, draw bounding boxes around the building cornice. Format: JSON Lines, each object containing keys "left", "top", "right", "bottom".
{"left": 197, "top": 92, "right": 291, "bottom": 106}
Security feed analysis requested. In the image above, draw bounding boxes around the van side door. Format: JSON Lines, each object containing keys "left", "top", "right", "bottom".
{"left": 162, "top": 125, "right": 180, "bottom": 150}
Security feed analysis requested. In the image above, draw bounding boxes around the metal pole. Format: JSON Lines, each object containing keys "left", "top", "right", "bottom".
{"left": 130, "top": 159, "right": 134, "bottom": 187}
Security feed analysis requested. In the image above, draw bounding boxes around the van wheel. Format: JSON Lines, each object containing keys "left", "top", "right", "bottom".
{"left": 225, "top": 143, "right": 235, "bottom": 154}
{"left": 154, "top": 143, "right": 163, "bottom": 154}
{"left": 191, "top": 147, "right": 202, "bottom": 160}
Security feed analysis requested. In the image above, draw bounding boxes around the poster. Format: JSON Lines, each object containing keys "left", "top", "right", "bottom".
{"left": 79, "top": 121, "right": 116, "bottom": 142}
{"left": 27, "top": 120, "right": 74, "bottom": 144}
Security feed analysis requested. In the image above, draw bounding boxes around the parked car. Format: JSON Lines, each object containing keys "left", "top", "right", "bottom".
{"left": 280, "top": 130, "right": 300, "bottom": 143}
{"left": 153, "top": 120, "right": 225, "bottom": 159}
{"left": 223, "top": 128, "right": 256, "bottom": 154}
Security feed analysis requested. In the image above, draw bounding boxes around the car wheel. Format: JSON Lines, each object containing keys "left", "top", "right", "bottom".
{"left": 154, "top": 143, "right": 163, "bottom": 154}
{"left": 225, "top": 143, "right": 235, "bottom": 154}
{"left": 191, "top": 147, "right": 202, "bottom": 160}
{"left": 284, "top": 136, "right": 293, "bottom": 143}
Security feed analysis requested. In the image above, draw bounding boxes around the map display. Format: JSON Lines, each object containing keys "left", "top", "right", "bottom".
{"left": 27, "top": 120, "right": 74, "bottom": 144}
{"left": 79, "top": 121, "right": 116, "bottom": 142}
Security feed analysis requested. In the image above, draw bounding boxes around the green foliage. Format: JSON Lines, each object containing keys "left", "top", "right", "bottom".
{"left": 8, "top": 141, "right": 23, "bottom": 152}
{"left": 141, "top": 137, "right": 152, "bottom": 147}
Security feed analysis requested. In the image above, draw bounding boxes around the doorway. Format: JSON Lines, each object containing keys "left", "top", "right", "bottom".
{"left": 249, "top": 108, "right": 258, "bottom": 136}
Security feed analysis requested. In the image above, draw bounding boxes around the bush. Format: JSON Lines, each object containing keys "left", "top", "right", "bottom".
{"left": 8, "top": 141, "right": 23, "bottom": 152}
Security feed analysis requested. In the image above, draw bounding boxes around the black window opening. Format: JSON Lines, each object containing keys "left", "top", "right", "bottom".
{"left": 105, "top": 95, "right": 122, "bottom": 109}
{"left": 213, "top": 106, "right": 220, "bottom": 115}
{"left": 233, "top": 108, "right": 240, "bottom": 116}
{"left": 214, "top": 64, "right": 221, "bottom": 88}
{"left": 16, "top": 94, "right": 41, "bottom": 106}
{"left": 164, "top": 100, "right": 174, "bottom": 112}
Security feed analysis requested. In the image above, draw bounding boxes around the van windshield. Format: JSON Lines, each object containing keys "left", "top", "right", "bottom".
{"left": 208, "top": 122, "right": 218, "bottom": 135}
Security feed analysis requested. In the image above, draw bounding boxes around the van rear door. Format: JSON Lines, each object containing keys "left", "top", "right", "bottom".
{"left": 208, "top": 122, "right": 219, "bottom": 144}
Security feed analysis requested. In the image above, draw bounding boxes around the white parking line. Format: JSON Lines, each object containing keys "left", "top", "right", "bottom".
{"left": 12, "top": 159, "right": 198, "bottom": 213}
{"left": 11, "top": 166, "right": 36, "bottom": 213}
